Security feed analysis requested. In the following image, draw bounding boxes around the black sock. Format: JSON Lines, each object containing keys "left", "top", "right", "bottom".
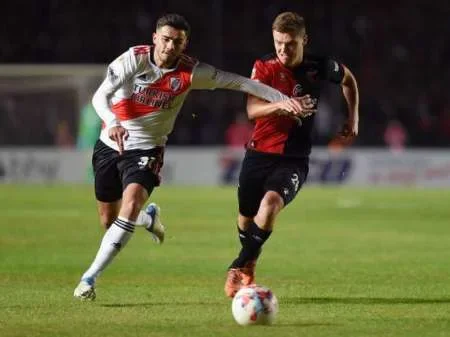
{"left": 230, "top": 221, "right": 271, "bottom": 269}
{"left": 237, "top": 225, "right": 247, "bottom": 247}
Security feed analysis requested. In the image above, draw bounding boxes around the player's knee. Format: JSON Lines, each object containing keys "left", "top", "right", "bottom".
{"left": 261, "top": 191, "right": 284, "bottom": 212}
{"left": 120, "top": 198, "right": 144, "bottom": 218}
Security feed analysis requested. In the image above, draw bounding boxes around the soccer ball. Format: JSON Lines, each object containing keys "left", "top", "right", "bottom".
{"left": 231, "top": 284, "right": 278, "bottom": 326}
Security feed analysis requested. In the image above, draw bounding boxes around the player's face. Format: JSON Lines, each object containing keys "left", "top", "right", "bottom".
{"left": 273, "top": 30, "right": 307, "bottom": 68}
{"left": 153, "top": 25, "right": 188, "bottom": 68}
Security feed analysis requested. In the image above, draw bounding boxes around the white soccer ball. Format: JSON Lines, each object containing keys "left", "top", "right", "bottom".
{"left": 231, "top": 284, "right": 278, "bottom": 326}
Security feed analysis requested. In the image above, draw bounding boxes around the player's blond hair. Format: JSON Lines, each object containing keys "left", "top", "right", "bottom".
{"left": 272, "top": 12, "right": 306, "bottom": 35}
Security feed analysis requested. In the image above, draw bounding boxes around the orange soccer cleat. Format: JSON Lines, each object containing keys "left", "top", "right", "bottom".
{"left": 224, "top": 260, "right": 257, "bottom": 298}
{"left": 224, "top": 268, "right": 243, "bottom": 298}
{"left": 240, "top": 260, "right": 256, "bottom": 286}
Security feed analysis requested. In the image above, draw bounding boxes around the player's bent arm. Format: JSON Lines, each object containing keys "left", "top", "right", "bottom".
{"left": 190, "top": 63, "right": 289, "bottom": 103}
{"left": 341, "top": 65, "right": 359, "bottom": 134}
{"left": 92, "top": 47, "right": 142, "bottom": 129}
{"left": 92, "top": 80, "right": 121, "bottom": 129}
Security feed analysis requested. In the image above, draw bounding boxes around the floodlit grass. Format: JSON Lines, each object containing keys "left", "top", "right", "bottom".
{"left": 1, "top": 185, "right": 450, "bottom": 337}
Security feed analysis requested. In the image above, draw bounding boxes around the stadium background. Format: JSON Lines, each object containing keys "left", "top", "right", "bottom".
{"left": 1, "top": 0, "right": 450, "bottom": 149}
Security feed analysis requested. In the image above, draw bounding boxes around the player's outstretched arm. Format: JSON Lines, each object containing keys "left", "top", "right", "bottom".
{"left": 247, "top": 95, "right": 316, "bottom": 120}
{"left": 191, "top": 63, "right": 287, "bottom": 102}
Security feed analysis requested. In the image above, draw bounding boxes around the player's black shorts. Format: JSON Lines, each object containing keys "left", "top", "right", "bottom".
{"left": 238, "top": 149, "right": 309, "bottom": 217}
{"left": 92, "top": 140, "right": 164, "bottom": 202}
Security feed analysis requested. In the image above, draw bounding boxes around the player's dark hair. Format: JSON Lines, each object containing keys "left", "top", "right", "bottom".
{"left": 156, "top": 13, "right": 191, "bottom": 37}
{"left": 272, "top": 12, "right": 306, "bottom": 35}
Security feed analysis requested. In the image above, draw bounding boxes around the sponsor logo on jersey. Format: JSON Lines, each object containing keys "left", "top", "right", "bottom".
{"left": 133, "top": 85, "right": 174, "bottom": 109}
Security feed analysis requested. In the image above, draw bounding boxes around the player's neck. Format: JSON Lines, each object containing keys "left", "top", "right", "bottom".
{"left": 287, "top": 55, "right": 304, "bottom": 69}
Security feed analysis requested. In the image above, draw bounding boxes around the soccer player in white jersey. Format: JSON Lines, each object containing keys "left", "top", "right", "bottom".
{"left": 73, "top": 13, "right": 315, "bottom": 300}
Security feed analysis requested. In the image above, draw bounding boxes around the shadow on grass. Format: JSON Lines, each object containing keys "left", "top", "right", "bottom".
{"left": 277, "top": 322, "right": 338, "bottom": 328}
{"left": 100, "top": 301, "right": 223, "bottom": 308}
{"left": 284, "top": 297, "right": 450, "bottom": 305}
{"left": 95, "top": 297, "right": 450, "bottom": 311}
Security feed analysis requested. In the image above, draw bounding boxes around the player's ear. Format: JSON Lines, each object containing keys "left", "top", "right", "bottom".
{"left": 303, "top": 34, "right": 308, "bottom": 46}
{"left": 182, "top": 38, "right": 189, "bottom": 51}
{"left": 152, "top": 32, "right": 157, "bottom": 44}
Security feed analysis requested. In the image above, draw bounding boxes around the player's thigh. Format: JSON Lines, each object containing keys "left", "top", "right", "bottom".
{"left": 92, "top": 140, "right": 122, "bottom": 203}
{"left": 265, "top": 158, "right": 309, "bottom": 207}
{"left": 238, "top": 153, "right": 275, "bottom": 218}
{"left": 118, "top": 147, "right": 165, "bottom": 198}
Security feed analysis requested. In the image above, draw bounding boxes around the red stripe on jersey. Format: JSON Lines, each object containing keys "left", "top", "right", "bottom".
{"left": 111, "top": 54, "right": 197, "bottom": 122}
{"left": 112, "top": 99, "right": 160, "bottom": 121}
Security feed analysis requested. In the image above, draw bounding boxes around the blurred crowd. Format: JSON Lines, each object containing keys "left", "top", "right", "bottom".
{"left": 1, "top": 0, "right": 449, "bottom": 148}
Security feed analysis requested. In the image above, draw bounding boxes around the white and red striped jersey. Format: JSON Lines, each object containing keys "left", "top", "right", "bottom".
{"left": 92, "top": 45, "right": 288, "bottom": 150}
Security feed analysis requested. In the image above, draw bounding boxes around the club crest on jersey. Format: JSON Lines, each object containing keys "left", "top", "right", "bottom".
{"left": 293, "top": 84, "right": 303, "bottom": 96}
{"left": 169, "top": 77, "right": 181, "bottom": 92}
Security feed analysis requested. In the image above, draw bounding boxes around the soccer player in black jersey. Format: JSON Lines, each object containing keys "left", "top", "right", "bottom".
{"left": 224, "top": 11, "right": 360, "bottom": 297}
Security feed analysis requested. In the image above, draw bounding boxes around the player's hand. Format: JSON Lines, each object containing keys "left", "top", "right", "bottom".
{"left": 292, "top": 95, "right": 317, "bottom": 117}
{"left": 277, "top": 96, "right": 316, "bottom": 117}
{"left": 108, "top": 125, "right": 129, "bottom": 155}
{"left": 328, "top": 120, "right": 358, "bottom": 151}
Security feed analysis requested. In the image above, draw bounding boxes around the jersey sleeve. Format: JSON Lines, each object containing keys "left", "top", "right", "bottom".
{"left": 250, "top": 59, "right": 272, "bottom": 86}
{"left": 91, "top": 46, "right": 145, "bottom": 128}
{"left": 323, "top": 58, "right": 345, "bottom": 84}
{"left": 190, "top": 62, "right": 288, "bottom": 102}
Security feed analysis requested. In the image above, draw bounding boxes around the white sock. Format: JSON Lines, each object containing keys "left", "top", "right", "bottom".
{"left": 135, "top": 210, "right": 152, "bottom": 228}
{"left": 81, "top": 217, "right": 135, "bottom": 282}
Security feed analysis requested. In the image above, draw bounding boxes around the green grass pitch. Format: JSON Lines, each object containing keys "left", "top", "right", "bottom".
{"left": 1, "top": 185, "right": 449, "bottom": 337}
